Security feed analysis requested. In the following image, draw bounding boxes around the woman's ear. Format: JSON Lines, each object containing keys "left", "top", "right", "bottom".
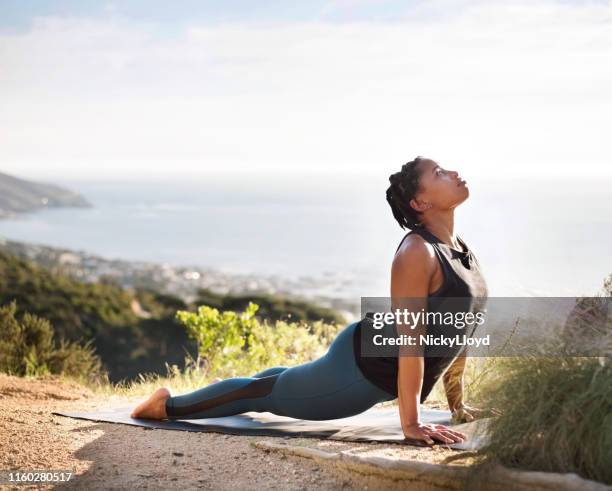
{"left": 409, "top": 197, "right": 431, "bottom": 213}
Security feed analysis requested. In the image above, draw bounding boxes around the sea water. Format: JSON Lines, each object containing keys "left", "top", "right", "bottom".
{"left": 0, "top": 172, "right": 610, "bottom": 299}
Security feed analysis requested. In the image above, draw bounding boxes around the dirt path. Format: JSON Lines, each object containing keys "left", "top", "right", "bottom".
{"left": 0, "top": 374, "right": 466, "bottom": 490}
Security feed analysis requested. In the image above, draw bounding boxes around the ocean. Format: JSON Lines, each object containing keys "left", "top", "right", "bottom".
{"left": 1, "top": 172, "right": 610, "bottom": 299}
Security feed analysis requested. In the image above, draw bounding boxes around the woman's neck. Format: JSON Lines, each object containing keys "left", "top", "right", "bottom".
{"left": 422, "top": 212, "right": 459, "bottom": 249}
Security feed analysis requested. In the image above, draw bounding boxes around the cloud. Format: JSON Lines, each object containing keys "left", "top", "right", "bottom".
{"left": 1, "top": 0, "right": 611, "bottom": 179}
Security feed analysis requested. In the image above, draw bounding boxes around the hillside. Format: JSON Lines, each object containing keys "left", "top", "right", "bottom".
{"left": 0, "top": 250, "right": 345, "bottom": 383}
{"left": 0, "top": 171, "right": 91, "bottom": 218}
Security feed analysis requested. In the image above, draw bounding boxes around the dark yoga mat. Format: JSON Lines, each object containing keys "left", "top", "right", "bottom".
{"left": 53, "top": 406, "right": 489, "bottom": 450}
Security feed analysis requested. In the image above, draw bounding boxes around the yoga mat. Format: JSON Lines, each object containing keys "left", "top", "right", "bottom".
{"left": 53, "top": 406, "right": 489, "bottom": 450}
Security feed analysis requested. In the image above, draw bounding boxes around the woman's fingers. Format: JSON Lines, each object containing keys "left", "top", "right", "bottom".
{"left": 403, "top": 424, "right": 436, "bottom": 445}
{"left": 432, "top": 424, "right": 468, "bottom": 440}
{"left": 404, "top": 423, "right": 469, "bottom": 445}
{"left": 453, "top": 404, "right": 503, "bottom": 423}
{"left": 464, "top": 405, "right": 483, "bottom": 416}
{"left": 442, "top": 428, "right": 468, "bottom": 441}
{"left": 426, "top": 429, "right": 455, "bottom": 444}
{"left": 419, "top": 426, "right": 451, "bottom": 444}
{"left": 436, "top": 431, "right": 460, "bottom": 443}
{"left": 451, "top": 408, "right": 471, "bottom": 423}
{"left": 421, "top": 425, "right": 465, "bottom": 443}
{"left": 452, "top": 408, "right": 474, "bottom": 422}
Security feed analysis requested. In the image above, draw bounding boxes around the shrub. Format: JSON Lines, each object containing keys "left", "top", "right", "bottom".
{"left": 0, "top": 300, "right": 104, "bottom": 381}
{"left": 175, "top": 302, "right": 342, "bottom": 379}
{"left": 47, "top": 337, "right": 104, "bottom": 383}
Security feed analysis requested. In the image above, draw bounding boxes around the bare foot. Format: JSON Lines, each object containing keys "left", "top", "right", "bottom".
{"left": 130, "top": 387, "right": 171, "bottom": 420}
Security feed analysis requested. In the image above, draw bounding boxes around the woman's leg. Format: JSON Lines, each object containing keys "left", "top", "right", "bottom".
{"left": 164, "top": 322, "right": 395, "bottom": 421}
{"left": 251, "top": 366, "right": 289, "bottom": 378}
{"left": 268, "top": 321, "right": 396, "bottom": 420}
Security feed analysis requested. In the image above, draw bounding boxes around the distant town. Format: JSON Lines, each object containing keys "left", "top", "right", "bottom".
{"left": 0, "top": 237, "right": 361, "bottom": 322}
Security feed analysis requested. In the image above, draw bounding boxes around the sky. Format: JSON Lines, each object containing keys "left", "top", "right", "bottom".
{"left": 1, "top": 0, "right": 611, "bottom": 181}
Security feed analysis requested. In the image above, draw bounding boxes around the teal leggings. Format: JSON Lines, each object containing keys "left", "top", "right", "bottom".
{"left": 165, "top": 321, "right": 396, "bottom": 421}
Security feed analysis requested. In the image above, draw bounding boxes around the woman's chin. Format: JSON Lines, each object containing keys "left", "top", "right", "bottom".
{"left": 453, "top": 188, "right": 469, "bottom": 206}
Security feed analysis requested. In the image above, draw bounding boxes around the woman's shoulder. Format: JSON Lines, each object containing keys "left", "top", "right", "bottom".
{"left": 394, "top": 231, "right": 436, "bottom": 259}
{"left": 392, "top": 232, "right": 437, "bottom": 272}
{"left": 391, "top": 233, "right": 438, "bottom": 297}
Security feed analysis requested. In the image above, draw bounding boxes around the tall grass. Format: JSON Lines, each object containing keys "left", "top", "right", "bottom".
{"left": 470, "top": 356, "right": 612, "bottom": 484}
{"left": 466, "top": 276, "right": 612, "bottom": 484}
{"left": 472, "top": 355, "right": 612, "bottom": 484}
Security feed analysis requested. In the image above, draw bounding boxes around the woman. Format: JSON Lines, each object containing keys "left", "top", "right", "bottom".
{"left": 131, "top": 156, "right": 488, "bottom": 445}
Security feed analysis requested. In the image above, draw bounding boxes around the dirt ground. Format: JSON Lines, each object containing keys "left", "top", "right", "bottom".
{"left": 0, "top": 373, "right": 469, "bottom": 490}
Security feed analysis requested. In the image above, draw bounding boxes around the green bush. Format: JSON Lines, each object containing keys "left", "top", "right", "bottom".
{"left": 47, "top": 337, "right": 105, "bottom": 382}
{"left": 175, "top": 302, "right": 342, "bottom": 379}
{"left": 0, "top": 300, "right": 104, "bottom": 381}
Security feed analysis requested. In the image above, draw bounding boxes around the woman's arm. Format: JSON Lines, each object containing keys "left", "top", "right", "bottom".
{"left": 443, "top": 352, "right": 503, "bottom": 423}
{"left": 392, "top": 238, "right": 430, "bottom": 429}
{"left": 443, "top": 352, "right": 467, "bottom": 413}
{"left": 392, "top": 236, "right": 467, "bottom": 444}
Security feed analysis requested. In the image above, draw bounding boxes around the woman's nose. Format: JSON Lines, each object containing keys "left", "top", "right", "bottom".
{"left": 449, "top": 170, "right": 459, "bottom": 178}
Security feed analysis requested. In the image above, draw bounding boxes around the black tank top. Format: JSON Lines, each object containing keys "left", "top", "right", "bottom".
{"left": 352, "top": 227, "right": 489, "bottom": 401}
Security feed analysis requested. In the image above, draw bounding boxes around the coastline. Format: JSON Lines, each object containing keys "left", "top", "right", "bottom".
{"left": 0, "top": 235, "right": 361, "bottom": 322}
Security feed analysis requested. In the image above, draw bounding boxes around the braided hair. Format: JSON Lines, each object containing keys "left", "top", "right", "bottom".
{"left": 386, "top": 156, "right": 427, "bottom": 230}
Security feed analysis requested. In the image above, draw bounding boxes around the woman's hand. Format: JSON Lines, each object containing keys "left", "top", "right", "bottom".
{"left": 451, "top": 404, "right": 502, "bottom": 424}
{"left": 403, "top": 422, "right": 467, "bottom": 445}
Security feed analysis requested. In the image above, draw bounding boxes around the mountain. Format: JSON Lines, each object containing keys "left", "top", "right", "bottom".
{"left": 0, "top": 171, "right": 92, "bottom": 218}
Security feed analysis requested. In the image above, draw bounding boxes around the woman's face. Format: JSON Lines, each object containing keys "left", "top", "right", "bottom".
{"left": 411, "top": 159, "right": 469, "bottom": 212}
